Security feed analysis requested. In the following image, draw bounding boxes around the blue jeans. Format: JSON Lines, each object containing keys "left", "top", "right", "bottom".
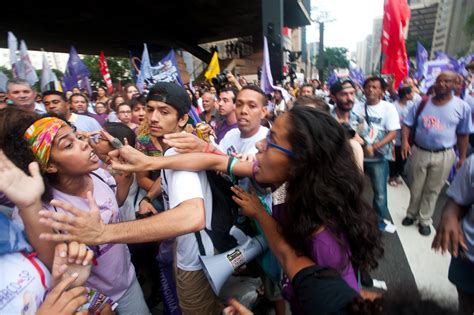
{"left": 364, "top": 159, "right": 389, "bottom": 222}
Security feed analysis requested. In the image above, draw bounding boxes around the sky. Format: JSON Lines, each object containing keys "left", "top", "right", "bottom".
{"left": 306, "top": 0, "right": 385, "bottom": 52}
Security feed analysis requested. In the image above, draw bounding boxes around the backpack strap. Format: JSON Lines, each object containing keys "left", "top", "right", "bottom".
{"left": 161, "top": 160, "right": 207, "bottom": 256}
{"left": 90, "top": 171, "right": 117, "bottom": 193}
{"left": 409, "top": 95, "right": 429, "bottom": 145}
{"left": 21, "top": 251, "right": 47, "bottom": 289}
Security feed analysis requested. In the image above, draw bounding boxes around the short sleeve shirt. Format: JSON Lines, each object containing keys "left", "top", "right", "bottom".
{"left": 446, "top": 155, "right": 474, "bottom": 262}
{"left": 404, "top": 96, "right": 472, "bottom": 149}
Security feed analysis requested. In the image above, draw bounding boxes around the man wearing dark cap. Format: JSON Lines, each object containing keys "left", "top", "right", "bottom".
{"left": 37, "top": 82, "right": 222, "bottom": 314}
{"left": 329, "top": 78, "right": 366, "bottom": 146}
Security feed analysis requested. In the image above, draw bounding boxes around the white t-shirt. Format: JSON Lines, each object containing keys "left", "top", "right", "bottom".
{"left": 0, "top": 252, "right": 51, "bottom": 315}
{"left": 161, "top": 148, "right": 214, "bottom": 271}
{"left": 354, "top": 100, "right": 400, "bottom": 133}
{"left": 219, "top": 126, "right": 269, "bottom": 156}
{"left": 69, "top": 113, "right": 102, "bottom": 133}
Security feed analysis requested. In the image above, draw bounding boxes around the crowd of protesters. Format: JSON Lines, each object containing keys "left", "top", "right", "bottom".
{"left": 0, "top": 63, "right": 473, "bottom": 315}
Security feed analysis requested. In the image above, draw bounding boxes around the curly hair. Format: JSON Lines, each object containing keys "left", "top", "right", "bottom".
{"left": 282, "top": 106, "right": 383, "bottom": 272}
{"left": 0, "top": 108, "right": 72, "bottom": 202}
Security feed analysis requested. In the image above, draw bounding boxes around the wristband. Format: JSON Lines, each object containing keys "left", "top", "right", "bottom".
{"left": 139, "top": 196, "right": 152, "bottom": 205}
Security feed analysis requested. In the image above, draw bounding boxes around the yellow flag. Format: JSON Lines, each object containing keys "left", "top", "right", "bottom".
{"left": 204, "top": 52, "right": 220, "bottom": 82}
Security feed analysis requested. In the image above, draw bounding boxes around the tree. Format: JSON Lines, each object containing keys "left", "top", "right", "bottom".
{"left": 464, "top": 13, "right": 474, "bottom": 40}
{"left": 405, "top": 36, "right": 431, "bottom": 58}
{"left": 317, "top": 47, "right": 349, "bottom": 81}
{"left": 82, "top": 55, "right": 132, "bottom": 88}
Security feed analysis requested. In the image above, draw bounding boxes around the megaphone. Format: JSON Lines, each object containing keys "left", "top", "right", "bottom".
{"left": 199, "top": 229, "right": 268, "bottom": 295}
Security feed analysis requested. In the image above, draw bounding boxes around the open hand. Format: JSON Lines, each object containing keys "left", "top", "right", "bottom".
{"left": 0, "top": 150, "right": 44, "bottom": 209}
{"left": 39, "top": 191, "right": 106, "bottom": 245}
{"left": 432, "top": 201, "right": 467, "bottom": 257}
{"left": 36, "top": 273, "right": 88, "bottom": 315}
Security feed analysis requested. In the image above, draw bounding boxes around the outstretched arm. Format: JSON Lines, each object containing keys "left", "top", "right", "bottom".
{"left": 109, "top": 145, "right": 253, "bottom": 177}
{"left": 39, "top": 192, "right": 205, "bottom": 245}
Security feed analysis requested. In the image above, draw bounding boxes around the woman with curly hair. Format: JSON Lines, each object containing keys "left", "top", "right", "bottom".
{"left": 0, "top": 107, "right": 149, "bottom": 315}
{"left": 41, "top": 105, "right": 384, "bottom": 313}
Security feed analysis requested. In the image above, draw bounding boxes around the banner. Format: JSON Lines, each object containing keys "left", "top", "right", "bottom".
{"left": 17, "top": 40, "right": 38, "bottom": 85}
{"left": 99, "top": 51, "right": 113, "bottom": 94}
{"left": 381, "top": 0, "right": 411, "bottom": 89}
{"left": 204, "top": 52, "right": 220, "bottom": 83}
{"left": 63, "top": 46, "right": 90, "bottom": 92}
{"left": 8, "top": 32, "right": 18, "bottom": 77}
{"left": 414, "top": 42, "right": 428, "bottom": 80}
{"left": 260, "top": 36, "right": 291, "bottom": 102}
{"left": 40, "top": 54, "right": 61, "bottom": 92}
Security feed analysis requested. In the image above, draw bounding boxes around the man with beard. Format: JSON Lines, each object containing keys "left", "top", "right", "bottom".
{"left": 329, "top": 78, "right": 366, "bottom": 147}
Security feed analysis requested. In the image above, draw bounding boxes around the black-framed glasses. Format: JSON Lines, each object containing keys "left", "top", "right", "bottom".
{"left": 264, "top": 132, "right": 296, "bottom": 157}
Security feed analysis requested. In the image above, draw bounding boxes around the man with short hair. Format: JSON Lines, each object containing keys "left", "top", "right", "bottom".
{"left": 40, "top": 82, "right": 222, "bottom": 314}
{"left": 69, "top": 93, "right": 104, "bottom": 126}
{"left": 354, "top": 77, "right": 400, "bottom": 233}
{"left": 329, "top": 78, "right": 366, "bottom": 145}
{"left": 43, "top": 90, "right": 101, "bottom": 133}
{"left": 300, "top": 83, "right": 315, "bottom": 97}
{"left": 401, "top": 71, "right": 472, "bottom": 236}
{"left": 215, "top": 87, "right": 238, "bottom": 143}
{"left": 6, "top": 78, "right": 45, "bottom": 114}
{"left": 199, "top": 91, "right": 219, "bottom": 129}
{"left": 219, "top": 86, "right": 269, "bottom": 156}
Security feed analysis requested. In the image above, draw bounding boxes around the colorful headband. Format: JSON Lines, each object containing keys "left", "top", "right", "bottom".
{"left": 24, "top": 117, "right": 67, "bottom": 168}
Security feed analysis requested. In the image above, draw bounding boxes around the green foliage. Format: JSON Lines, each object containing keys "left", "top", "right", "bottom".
{"left": 0, "top": 66, "right": 13, "bottom": 79}
{"left": 82, "top": 55, "right": 133, "bottom": 88}
{"left": 316, "top": 47, "right": 350, "bottom": 81}
{"left": 464, "top": 13, "right": 474, "bottom": 40}
{"left": 406, "top": 36, "right": 431, "bottom": 58}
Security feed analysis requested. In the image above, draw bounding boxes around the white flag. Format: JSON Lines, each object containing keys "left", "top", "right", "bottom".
{"left": 18, "top": 40, "right": 39, "bottom": 85}
{"left": 0, "top": 71, "right": 8, "bottom": 92}
{"left": 8, "top": 32, "right": 18, "bottom": 77}
{"left": 40, "top": 54, "right": 59, "bottom": 92}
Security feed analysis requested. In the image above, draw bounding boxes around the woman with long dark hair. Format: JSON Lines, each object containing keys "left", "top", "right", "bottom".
{"left": 39, "top": 106, "right": 383, "bottom": 312}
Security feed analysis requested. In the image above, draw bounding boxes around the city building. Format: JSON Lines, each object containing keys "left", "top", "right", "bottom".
{"left": 431, "top": 0, "right": 474, "bottom": 57}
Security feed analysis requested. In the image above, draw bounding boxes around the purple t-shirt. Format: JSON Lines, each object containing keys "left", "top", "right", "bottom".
{"left": 14, "top": 169, "right": 136, "bottom": 302}
{"left": 273, "top": 204, "right": 359, "bottom": 313}
{"left": 215, "top": 120, "right": 238, "bottom": 144}
{"left": 404, "top": 96, "right": 472, "bottom": 149}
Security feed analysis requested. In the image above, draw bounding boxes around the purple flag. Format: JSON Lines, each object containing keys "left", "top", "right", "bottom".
{"left": 327, "top": 70, "right": 338, "bottom": 86}
{"left": 63, "top": 46, "right": 90, "bottom": 92}
{"left": 79, "top": 76, "right": 92, "bottom": 96}
{"left": 349, "top": 64, "right": 365, "bottom": 87}
{"left": 260, "top": 36, "right": 291, "bottom": 102}
{"left": 415, "top": 42, "right": 428, "bottom": 80}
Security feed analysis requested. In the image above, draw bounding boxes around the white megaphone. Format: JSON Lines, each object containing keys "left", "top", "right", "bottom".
{"left": 199, "top": 226, "right": 268, "bottom": 295}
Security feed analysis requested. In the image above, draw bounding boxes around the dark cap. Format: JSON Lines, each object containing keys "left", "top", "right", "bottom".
{"left": 146, "top": 82, "right": 191, "bottom": 117}
{"left": 330, "top": 78, "right": 356, "bottom": 96}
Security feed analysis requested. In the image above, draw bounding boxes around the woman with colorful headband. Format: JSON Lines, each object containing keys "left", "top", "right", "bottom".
{"left": 0, "top": 107, "right": 149, "bottom": 315}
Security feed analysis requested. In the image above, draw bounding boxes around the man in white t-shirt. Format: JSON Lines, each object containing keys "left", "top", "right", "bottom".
{"left": 219, "top": 86, "right": 269, "bottom": 156}
{"left": 38, "top": 82, "right": 222, "bottom": 314}
{"left": 354, "top": 77, "right": 400, "bottom": 233}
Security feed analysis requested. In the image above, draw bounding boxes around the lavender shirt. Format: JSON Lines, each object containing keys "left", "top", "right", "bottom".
{"left": 14, "top": 169, "right": 136, "bottom": 302}
{"left": 404, "top": 96, "right": 472, "bottom": 149}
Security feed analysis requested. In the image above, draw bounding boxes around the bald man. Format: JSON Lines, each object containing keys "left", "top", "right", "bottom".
{"left": 401, "top": 71, "right": 473, "bottom": 236}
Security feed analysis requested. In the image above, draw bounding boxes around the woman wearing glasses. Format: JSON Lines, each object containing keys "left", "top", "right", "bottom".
{"left": 40, "top": 106, "right": 383, "bottom": 313}
{"left": 116, "top": 103, "right": 138, "bottom": 131}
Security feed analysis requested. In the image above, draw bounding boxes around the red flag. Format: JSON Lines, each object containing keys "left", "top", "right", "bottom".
{"left": 381, "top": 0, "right": 410, "bottom": 89}
{"left": 99, "top": 51, "right": 113, "bottom": 94}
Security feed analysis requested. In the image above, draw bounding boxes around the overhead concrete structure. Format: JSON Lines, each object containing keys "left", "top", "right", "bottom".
{"left": 0, "top": 0, "right": 311, "bottom": 63}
